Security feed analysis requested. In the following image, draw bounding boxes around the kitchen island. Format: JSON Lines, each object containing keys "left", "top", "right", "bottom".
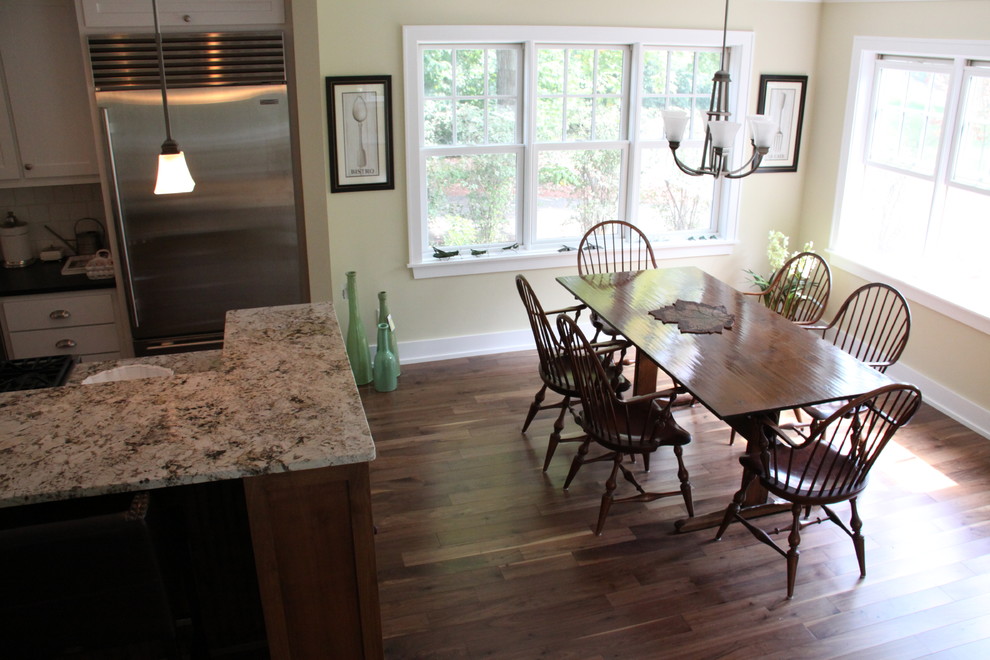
{"left": 0, "top": 303, "right": 382, "bottom": 659}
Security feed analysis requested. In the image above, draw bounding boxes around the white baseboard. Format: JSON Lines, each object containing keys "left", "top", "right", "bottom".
{"left": 885, "top": 363, "right": 990, "bottom": 440}
{"left": 381, "top": 330, "right": 989, "bottom": 441}
{"left": 380, "top": 329, "right": 536, "bottom": 365}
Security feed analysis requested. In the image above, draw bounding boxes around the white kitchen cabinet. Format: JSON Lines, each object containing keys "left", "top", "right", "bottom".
{"left": 1, "top": 289, "right": 122, "bottom": 361}
{"left": 0, "top": 0, "right": 99, "bottom": 185}
{"left": 79, "top": 0, "right": 284, "bottom": 28}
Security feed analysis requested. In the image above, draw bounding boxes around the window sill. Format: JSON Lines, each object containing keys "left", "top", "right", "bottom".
{"left": 409, "top": 240, "right": 735, "bottom": 279}
{"left": 828, "top": 251, "right": 990, "bottom": 336}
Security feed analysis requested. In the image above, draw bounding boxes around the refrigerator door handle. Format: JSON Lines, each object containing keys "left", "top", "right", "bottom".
{"left": 100, "top": 108, "right": 140, "bottom": 329}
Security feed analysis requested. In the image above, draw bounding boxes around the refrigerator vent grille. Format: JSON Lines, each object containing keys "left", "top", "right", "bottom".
{"left": 88, "top": 32, "right": 286, "bottom": 91}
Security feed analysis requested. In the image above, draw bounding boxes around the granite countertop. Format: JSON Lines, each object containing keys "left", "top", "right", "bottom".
{"left": 0, "top": 302, "right": 374, "bottom": 508}
{"left": 0, "top": 259, "right": 115, "bottom": 297}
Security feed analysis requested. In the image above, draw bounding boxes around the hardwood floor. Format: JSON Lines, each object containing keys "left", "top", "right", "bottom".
{"left": 360, "top": 351, "right": 990, "bottom": 659}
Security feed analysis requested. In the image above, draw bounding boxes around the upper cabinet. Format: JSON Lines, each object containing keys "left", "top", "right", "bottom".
{"left": 0, "top": 0, "right": 99, "bottom": 184}
{"left": 79, "top": 0, "right": 284, "bottom": 28}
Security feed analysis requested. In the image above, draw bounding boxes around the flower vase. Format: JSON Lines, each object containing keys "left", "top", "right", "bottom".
{"left": 377, "top": 290, "right": 400, "bottom": 376}
{"left": 373, "top": 322, "right": 399, "bottom": 392}
{"left": 344, "top": 271, "right": 373, "bottom": 385}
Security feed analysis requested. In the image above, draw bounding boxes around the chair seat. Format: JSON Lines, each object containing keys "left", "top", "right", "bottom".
{"left": 540, "top": 352, "right": 629, "bottom": 397}
{"left": 575, "top": 391, "right": 691, "bottom": 455}
{"left": 740, "top": 443, "right": 868, "bottom": 505}
{"left": 801, "top": 400, "right": 843, "bottom": 421}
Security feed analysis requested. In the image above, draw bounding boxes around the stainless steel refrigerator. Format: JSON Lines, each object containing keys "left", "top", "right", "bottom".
{"left": 90, "top": 32, "right": 307, "bottom": 355}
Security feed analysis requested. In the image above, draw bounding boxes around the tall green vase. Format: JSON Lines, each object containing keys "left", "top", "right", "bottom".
{"left": 373, "top": 322, "right": 399, "bottom": 392}
{"left": 377, "top": 290, "right": 400, "bottom": 376}
{"left": 344, "top": 271, "right": 373, "bottom": 385}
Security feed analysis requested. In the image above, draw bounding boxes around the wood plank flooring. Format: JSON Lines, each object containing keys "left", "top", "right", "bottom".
{"left": 360, "top": 351, "right": 990, "bottom": 659}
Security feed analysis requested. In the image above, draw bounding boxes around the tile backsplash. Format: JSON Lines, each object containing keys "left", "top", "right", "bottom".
{"left": 0, "top": 184, "right": 107, "bottom": 256}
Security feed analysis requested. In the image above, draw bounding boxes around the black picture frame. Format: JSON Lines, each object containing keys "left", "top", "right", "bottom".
{"left": 756, "top": 74, "right": 808, "bottom": 173}
{"left": 326, "top": 75, "right": 394, "bottom": 192}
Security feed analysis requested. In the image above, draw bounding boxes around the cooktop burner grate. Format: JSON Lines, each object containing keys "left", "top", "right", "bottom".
{"left": 0, "top": 355, "right": 76, "bottom": 392}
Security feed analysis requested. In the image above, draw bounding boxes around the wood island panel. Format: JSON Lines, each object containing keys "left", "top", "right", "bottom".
{"left": 244, "top": 463, "right": 383, "bottom": 660}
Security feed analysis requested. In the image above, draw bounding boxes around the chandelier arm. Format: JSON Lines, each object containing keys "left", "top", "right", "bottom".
{"left": 668, "top": 147, "right": 711, "bottom": 177}
{"left": 723, "top": 147, "right": 768, "bottom": 179}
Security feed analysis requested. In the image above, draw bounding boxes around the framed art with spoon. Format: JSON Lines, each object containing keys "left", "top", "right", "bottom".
{"left": 756, "top": 74, "right": 808, "bottom": 173}
{"left": 326, "top": 75, "right": 395, "bottom": 192}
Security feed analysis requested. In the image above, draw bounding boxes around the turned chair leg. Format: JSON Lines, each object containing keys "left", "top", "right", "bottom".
{"left": 594, "top": 455, "right": 622, "bottom": 536}
{"left": 563, "top": 437, "right": 591, "bottom": 490}
{"left": 673, "top": 445, "right": 693, "bottom": 517}
{"left": 785, "top": 503, "right": 803, "bottom": 599}
{"left": 542, "top": 396, "right": 570, "bottom": 472}
{"left": 850, "top": 497, "right": 866, "bottom": 578}
{"left": 714, "top": 469, "right": 756, "bottom": 540}
{"left": 522, "top": 384, "right": 547, "bottom": 432}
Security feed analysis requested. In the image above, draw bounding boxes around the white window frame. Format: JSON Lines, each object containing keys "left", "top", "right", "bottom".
{"left": 831, "top": 36, "right": 990, "bottom": 335}
{"left": 403, "top": 25, "right": 754, "bottom": 279}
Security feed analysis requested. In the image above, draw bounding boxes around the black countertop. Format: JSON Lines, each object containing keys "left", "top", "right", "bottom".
{"left": 0, "top": 260, "right": 115, "bottom": 297}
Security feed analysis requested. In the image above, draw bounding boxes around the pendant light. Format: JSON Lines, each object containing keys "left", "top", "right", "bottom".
{"left": 660, "top": 0, "right": 777, "bottom": 178}
{"left": 152, "top": 0, "right": 194, "bottom": 194}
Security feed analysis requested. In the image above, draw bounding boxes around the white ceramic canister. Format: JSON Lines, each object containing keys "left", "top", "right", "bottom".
{"left": 1, "top": 213, "right": 35, "bottom": 268}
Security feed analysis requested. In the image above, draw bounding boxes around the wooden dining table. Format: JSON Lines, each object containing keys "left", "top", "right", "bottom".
{"left": 557, "top": 267, "right": 894, "bottom": 532}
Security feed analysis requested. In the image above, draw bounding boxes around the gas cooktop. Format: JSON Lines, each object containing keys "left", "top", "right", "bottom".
{"left": 0, "top": 355, "right": 75, "bottom": 392}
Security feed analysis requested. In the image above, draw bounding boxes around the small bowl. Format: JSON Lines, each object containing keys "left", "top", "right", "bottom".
{"left": 82, "top": 364, "right": 174, "bottom": 384}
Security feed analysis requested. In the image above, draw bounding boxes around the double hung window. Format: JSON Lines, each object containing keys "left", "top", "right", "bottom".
{"left": 404, "top": 26, "right": 754, "bottom": 277}
{"left": 833, "top": 38, "right": 990, "bottom": 328}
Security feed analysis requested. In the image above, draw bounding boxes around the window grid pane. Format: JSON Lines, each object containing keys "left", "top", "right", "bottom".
{"left": 535, "top": 148, "right": 624, "bottom": 240}
{"left": 638, "top": 146, "right": 714, "bottom": 235}
{"left": 422, "top": 47, "right": 520, "bottom": 147}
{"left": 953, "top": 72, "right": 990, "bottom": 190}
{"left": 426, "top": 153, "right": 520, "bottom": 247}
{"left": 536, "top": 46, "right": 626, "bottom": 143}
{"left": 868, "top": 64, "right": 949, "bottom": 175}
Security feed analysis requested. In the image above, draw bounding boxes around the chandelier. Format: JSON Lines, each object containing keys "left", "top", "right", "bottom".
{"left": 661, "top": 0, "right": 777, "bottom": 179}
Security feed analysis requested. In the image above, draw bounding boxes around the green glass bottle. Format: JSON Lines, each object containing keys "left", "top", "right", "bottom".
{"left": 373, "top": 322, "right": 399, "bottom": 392}
{"left": 377, "top": 290, "right": 400, "bottom": 376}
{"left": 344, "top": 271, "right": 373, "bottom": 385}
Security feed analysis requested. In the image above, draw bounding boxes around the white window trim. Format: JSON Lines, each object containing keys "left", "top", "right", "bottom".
{"left": 831, "top": 36, "right": 990, "bottom": 335}
{"left": 403, "top": 25, "right": 754, "bottom": 279}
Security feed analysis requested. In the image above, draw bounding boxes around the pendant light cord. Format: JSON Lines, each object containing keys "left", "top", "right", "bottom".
{"left": 152, "top": 0, "right": 174, "bottom": 144}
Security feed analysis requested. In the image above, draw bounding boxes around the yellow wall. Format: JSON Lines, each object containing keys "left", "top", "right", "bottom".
{"left": 290, "top": 0, "right": 988, "bottom": 416}
{"left": 805, "top": 1, "right": 990, "bottom": 413}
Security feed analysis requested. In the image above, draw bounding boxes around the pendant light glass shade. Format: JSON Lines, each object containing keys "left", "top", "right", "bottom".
{"left": 155, "top": 146, "right": 195, "bottom": 195}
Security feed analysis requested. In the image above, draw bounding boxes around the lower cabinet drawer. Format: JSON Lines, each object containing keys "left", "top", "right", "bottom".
{"left": 9, "top": 323, "right": 120, "bottom": 359}
{"left": 4, "top": 293, "right": 116, "bottom": 332}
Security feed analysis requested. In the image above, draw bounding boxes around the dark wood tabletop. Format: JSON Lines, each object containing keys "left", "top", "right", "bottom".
{"left": 557, "top": 267, "right": 893, "bottom": 421}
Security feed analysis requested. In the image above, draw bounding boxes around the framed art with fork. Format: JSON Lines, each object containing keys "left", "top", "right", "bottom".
{"left": 326, "top": 75, "right": 395, "bottom": 192}
{"left": 756, "top": 75, "right": 808, "bottom": 173}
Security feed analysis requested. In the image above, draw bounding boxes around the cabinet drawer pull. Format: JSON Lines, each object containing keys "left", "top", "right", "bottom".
{"left": 55, "top": 339, "right": 77, "bottom": 349}
{"left": 24, "top": 163, "right": 34, "bottom": 171}
{"left": 50, "top": 309, "right": 71, "bottom": 320}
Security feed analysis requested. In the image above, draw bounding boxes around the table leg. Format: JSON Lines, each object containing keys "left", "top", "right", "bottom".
{"left": 674, "top": 413, "right": 791, "bottom": 533}
{"left": 633, "top": 352, "right": 659, "bottom": 396}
